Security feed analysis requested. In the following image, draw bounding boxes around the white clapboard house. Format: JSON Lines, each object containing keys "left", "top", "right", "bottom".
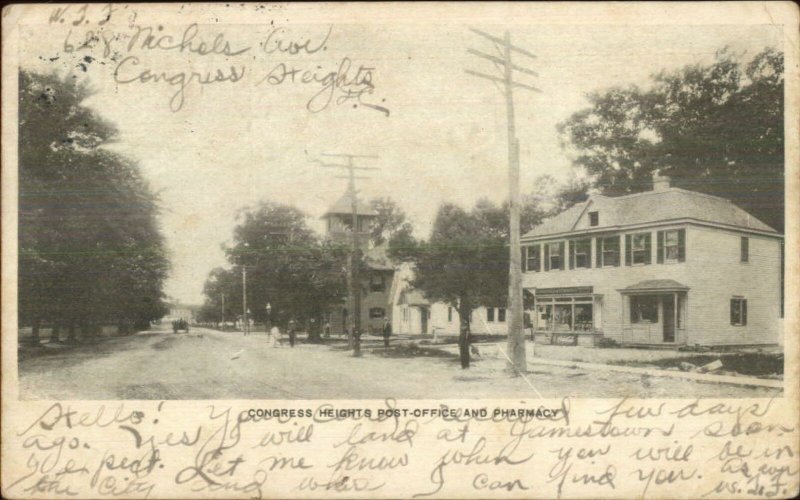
{"left": 521, "top": 174, "right": 783, "bottom": 347}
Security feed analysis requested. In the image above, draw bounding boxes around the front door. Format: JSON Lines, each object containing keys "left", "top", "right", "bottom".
{"left": 662, "top": 295, "right": 675, "bottom": 343}
{"left": 420, "top": 307, "right": 428, "bottom": 334}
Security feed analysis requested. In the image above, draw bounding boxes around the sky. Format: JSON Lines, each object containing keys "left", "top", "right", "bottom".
{"left": 17, "top": 4, "right": 783, "bottom": 304}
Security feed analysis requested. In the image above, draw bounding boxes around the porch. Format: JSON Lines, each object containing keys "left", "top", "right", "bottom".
{"left": 618, "top": 279, "right": 689, "bottom": 346}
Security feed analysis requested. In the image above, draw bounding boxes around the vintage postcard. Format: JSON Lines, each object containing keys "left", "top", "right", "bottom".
{"left": 2, "top": 2, "right": 798, "bottom": 498}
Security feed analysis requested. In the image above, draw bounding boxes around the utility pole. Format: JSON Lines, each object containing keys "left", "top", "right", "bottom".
{"left": 467, "top": 28, "right": 540, "bottom": 376}
{"left": 314, "top": 153, "right": 380, "bottom": 357}
{"left": 242, "top": 266, "right": 248, "bottom": 335}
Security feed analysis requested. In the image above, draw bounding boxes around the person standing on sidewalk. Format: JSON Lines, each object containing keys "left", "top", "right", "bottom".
{"left": 288, "top": 319, "right": 297, "bottom": 348}
{"left": 382, "top": 317, "right": 392, "bottom": 348}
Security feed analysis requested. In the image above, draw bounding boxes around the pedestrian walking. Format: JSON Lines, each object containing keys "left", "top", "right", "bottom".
{"left": 288, "top": 319, "right": 296, "bottom": 348}
{"left": 269, "top": 326, "right": 280, "bottom": 348}
{"left": 382, "top": 317, "right": 392, "bottom": 348}
{"left": 324, "top": 321, "right": 331, "bottom": 338}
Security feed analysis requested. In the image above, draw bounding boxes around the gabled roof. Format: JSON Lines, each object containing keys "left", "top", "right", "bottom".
{"left": 523, "top": 187, "right": 778, "bottom": 239}
{"left": 399, "top": 289, "right": 430, "bottom": 306}
{"left": 322, "top": 194, "right": 377, "bottom": 218}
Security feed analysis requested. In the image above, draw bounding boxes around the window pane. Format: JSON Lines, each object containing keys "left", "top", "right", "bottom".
{"left": 498, "top": 308, "right": 506, "bottom": 322}
{"left": 554, "top": 305, "right": 572, "bottom": 331}
{"left": 574, "top": 304, "right": 593, "bottom": 331}
{"left": 630, "top": 296, "right": 658, "bottom": 323}
{"left": 665, "top": 246, "right": 679, "bottom": 260}
{"left": 602, "top": 237, "right": 619, "bottom": 266}
{"left": 665, "top": 230, "right": 679, "bottom": 245}
{"left": 574, "top": 239, "right": 590, "bottom": 268}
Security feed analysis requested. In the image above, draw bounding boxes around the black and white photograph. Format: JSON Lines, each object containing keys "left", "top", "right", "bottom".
{"left": 11, "top": 5, "right": 789, "bottom": 401}
{"left": 2, "top": 3, "right": 798, "bottom": 499}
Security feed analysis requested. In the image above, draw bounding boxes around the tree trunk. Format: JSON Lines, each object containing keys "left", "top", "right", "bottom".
{"left": 31, "top": 319, "right": 41, "bottom": 345}
{"left": 50, "top": 325, "right": 61, "bottom": 343}
{"left": 67, "top": 321, "right": 77, "bottom": 343}
{"left": 458, "top": 301, "right": 472, "bottom": 369}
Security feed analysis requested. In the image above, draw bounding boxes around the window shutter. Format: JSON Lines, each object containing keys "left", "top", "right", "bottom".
{"left": 596, "top": 238, "right": 602, "bottom": 267}
{"left": 614, "top": 236, "right": 621, "bottom": 267}
{"left": 657, "top": 231, "right": 664, "bottom": 264}
{"left": 544, "top": 244, "right": 550, "bottom": 271}
{"left": 678, "top": 229, "right": 686, "bottom": 262}
{"left": 569, "top": 240, "right": 575, "bottom": 269}
{"left": 559, "top": 242, "right": 565, "bottom": 270}
{"left": 730, "top": 300, "right": 735, "bottom": 325}
{"left": 625, "top": 234, "right": 632, "bottom": 266}
{"left": 644, "top": 233, "right": 652, "bottom": 264}
{"left": 742, "top": 300, "right": 747, "bottom": 325}
{"left": 534, "top": 245, "right": 540, "bottom": 272}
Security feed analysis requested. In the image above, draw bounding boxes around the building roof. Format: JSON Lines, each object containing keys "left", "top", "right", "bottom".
{"left": 399, "top": 289, "right": 430, "bottom": 306}
{"left": 620, "top": 279, "right": 690, "bottom": 293}
{"left": 322, "top": 194, "right": 377, "bottom": 218}
{"left": 363, "top": 244, "right": 394, "bottom": 271}
{"left": 523, "top": 187, "right": 778, "bottom": 239}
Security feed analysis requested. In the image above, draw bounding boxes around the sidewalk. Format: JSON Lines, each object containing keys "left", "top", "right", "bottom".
{"left": 429, "top": 341, "right": 784, "bottom": 390}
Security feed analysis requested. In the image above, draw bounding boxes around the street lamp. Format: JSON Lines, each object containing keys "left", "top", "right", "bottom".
{"left": 265, "top": 303, "right": 272, "bottom": 332}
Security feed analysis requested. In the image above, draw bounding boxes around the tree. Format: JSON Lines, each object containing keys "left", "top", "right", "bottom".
{"left": 198, "top": 267, "right": 240, "bottom": 326}
{"left": 208, "top": 201, "right": 348, "bottom": 340}
{"left": 391, "top": 201, "right": 508, "bottom": 368}
{"left": 559, "top": 47, "right": 784, "bottom": 232}
{"left": 369, "top": 197, "right": 414, "bottom": 246}
{"left": 19, "top": 70, "right": 169, "bottom": 341}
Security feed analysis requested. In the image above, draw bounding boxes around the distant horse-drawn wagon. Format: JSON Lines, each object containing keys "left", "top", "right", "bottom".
{"left": 172, "top": 319, "right": 189, "bottom": 333}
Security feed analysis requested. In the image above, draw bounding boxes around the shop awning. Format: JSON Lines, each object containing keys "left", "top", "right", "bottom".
{"left": 618, "top": 279, "right": 689, "bottom": 294}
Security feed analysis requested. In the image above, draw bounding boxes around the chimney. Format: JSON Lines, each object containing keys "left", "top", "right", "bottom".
{"left": 652, "top": 171, "right": 671, "bottom": 192}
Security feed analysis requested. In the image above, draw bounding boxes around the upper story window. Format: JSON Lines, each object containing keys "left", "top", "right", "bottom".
{"left": 570, "top": 239, "right": 591, "bottom": 269}
{"left": 626, "top": 232, "right": 652, "bottom": 265}
{"left": 597, "top": 235, "right": 620, "bottom": 267}
{"left": 526, "top": 245, "right": 541, "bottom": 272}
{"left": 370, "top": 275, "right": 385, "bottom": 292}
{"left": 498, "top": 308, "right": 506, "bottom": 322}
{"left": 657, "top": 229, "right": 686, "bottom": 263}
{"left": 487, "top": 308, "right": 495, "bottom": 322}
{"left": 741, "top": 237, "right": 749, "bottom": 263}
{"left": 448, "top": 307, "right": 453, "bottom": 322}
{"left": 589, "top": 211, "right": 599, "bottom": 227}
{"left": 545, "top": 241, "right": 565, "bottom": 271}
{"left": 730, "top": 298, "right": 747, "bottom": 326}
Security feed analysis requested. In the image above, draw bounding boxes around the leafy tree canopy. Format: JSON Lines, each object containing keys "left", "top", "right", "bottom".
{"left": 559, "top": 47, "right": 784, "bottom": 231}
{"left": 19, "top": 70, "right": 169, "bottom": 336}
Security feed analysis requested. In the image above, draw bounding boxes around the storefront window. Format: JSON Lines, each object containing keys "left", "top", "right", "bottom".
{"left": 554, "top": 304, "right": 572, "bottom": 331}
{"left": 574, "top": 304, "right": 593, "bottom": 331}
{"left": 535, "top": 296, "right": 595, "bottom": 332}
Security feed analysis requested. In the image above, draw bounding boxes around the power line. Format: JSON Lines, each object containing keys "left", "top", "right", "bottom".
{"left": 466, "top": 29, "right": 540, "bottom": 376}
